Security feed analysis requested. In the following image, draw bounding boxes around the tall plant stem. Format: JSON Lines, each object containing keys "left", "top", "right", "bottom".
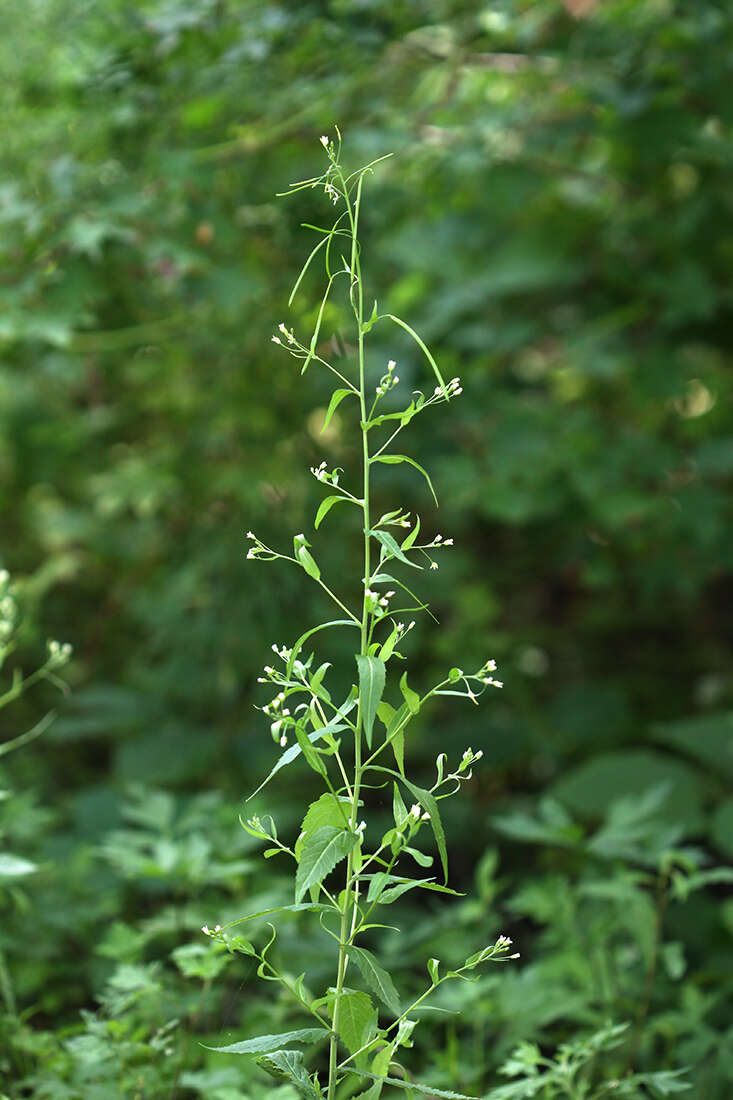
{"left": 327, "top": 171, "right": 370, "bottom": 1100}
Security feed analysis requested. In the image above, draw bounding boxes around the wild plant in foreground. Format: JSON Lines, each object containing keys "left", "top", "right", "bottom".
{"left": 0, "top": 567, "right": 72, "bottom": 1018}
{"left": 202, "top": 134, "right": 516, "bottom": 1100}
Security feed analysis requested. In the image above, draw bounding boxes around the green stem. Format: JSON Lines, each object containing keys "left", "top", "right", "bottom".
{"left": 327, "top": 164, "right": 370, "bottom": 1100}
{"left": 0, "top": 945, "right": 17, "bottom": 1017}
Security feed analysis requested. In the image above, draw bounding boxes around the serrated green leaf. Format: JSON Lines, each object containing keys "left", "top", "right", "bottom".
{"left": 349, "top": 945, "right": 401, "bottom": 1015}
{"left": 371, "top": 455, "right": 437, "bottom": 506}
{"left": 255, "top": 1049, "right": 323, "bottom": 1100}
{"left": 296, "top": 793, "right": 351, "bottom": 860}
{"left": 205, "top": 1028, "right": 328, "bottom": 1055}
{"left": 342, "top": 1068, "right": 475, "bottom": 1100}
{"left": 295, "top": 826, "right": 357, "bottom": 902}
{"left": 356, "top": 655, "right": 386, "bottom": 750}
{"left": 328, "top": 988, "right": 376, "bottom": 1056}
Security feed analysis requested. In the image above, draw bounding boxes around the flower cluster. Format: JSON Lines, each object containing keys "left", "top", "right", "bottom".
{"left": 272, "top": 322, "right": 297, "bottom": 347}
{"left": 375, "top": 360, "right": 399, "bottom": 398}
{"left": 433, "top": 377, "right": 463, "bottom": 400}
{"left": 365, "top": 587, "right": 395, "bottom": 617}
{"left": 478, "top": 658, "right": 503, "bottom": 688}
{"left": 46, "top": 639, "right": 73, "bottom": 669}
{"left": 245, "top": 531, "right": 278, "bottom": 562}
{"left": 310, "top": 460, "right": 341, "bottom": 487}
{"left": 459, "top": 746, "right": 484, "bottom": 772}
{"left": 418, "top": 531, "right": 455, "bottom": 571}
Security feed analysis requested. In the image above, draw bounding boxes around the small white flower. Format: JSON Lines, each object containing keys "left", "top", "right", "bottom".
{"left": 320, "top": 135, "right": 329, "bottom": 147}
{"left": 430, "top": 561, "right": 438, "bottom": 570}
{"left": 214, "top": 924, "right": 222, "bottom": 933}
{"left": 279, "top": 733, "right": 288, "bottom": 747}
{"left": 201, "top": 925, "right": 210, "bottom": 935}
{"left": 409, "top": 804, "right": 421, "bottom": 819}
{"left": 271, "top": 335, "right": 282, "bottom": 344}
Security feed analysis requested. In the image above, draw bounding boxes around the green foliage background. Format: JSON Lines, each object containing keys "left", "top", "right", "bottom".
{"left": 1, "top": 1, "right": 732, "bottom": 1097}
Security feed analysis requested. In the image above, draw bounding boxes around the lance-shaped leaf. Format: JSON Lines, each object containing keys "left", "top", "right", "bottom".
{"left": 205, "top": 1028, "right": 328, "bottom": 1055}
{"left": 371, "top": 454, "right": 437, "bottom": 506}
{"left": 399, "top": 671, "right": 420, "bottom": 715}
{"left": 315, "top": 494, "right": 355, "bottom": 530}
{"left": 356, "top": 655, "right": 386, "bottom": 749}
{"left": 295, "top": 826, "right": 357, "bottom": 902}
{"left": 247, "top": 717, "right": 348, "bottom": 800}
{"left": 348, "top": 945, "right": 401, "bottom": 1015}
{"left": 224, "top": 902, "right": 336, "bottom": 930}
{"left": 294, "top": 533, "right": 321, "bottom": 580}
{"left": 382, "top": 312, "right": 447, "bottom": 392}
{"left": 287, "top": 620, "right": 359, "bottom": 674}
{"left": 369, "top": 529, "right": 421, "bottom": 569}
{"left": 321, "top": 386, "right": 355, "bottom": 432}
